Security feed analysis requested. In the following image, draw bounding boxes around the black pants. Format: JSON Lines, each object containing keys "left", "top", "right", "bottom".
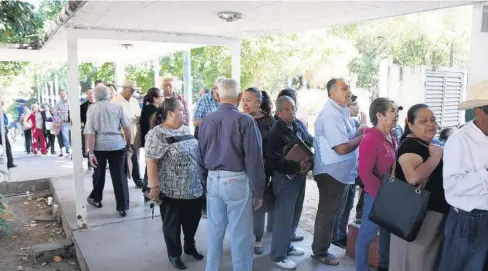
{"left": 160, "top": 196, "right": 203, "bottom": 257}
{"left": 89, "top": 149, "right": 129, "bottom": 211}
{"left": 24, "top": 129, "right": 32, "bottom": 153}
{"left": 45, "top": 132, "right": 55, "bottom": 153}
{"left": 57, "top": 132, "right": 64, "bottom": 149}
{"left": 125, "top": 144, "right": 141, "bottom": 181}
{"left": 0, "top": 134, "right": 14, "bottom": 167}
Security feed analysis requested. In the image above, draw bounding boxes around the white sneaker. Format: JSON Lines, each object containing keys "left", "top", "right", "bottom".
{"left": 273, "top": 258, "right": 297, "bottom": 270}
{"left": 287, "top": 247, "right": 305, "bottom": 256}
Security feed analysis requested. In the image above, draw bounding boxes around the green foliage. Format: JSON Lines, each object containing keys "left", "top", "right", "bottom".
{"left": 126, "top": 62, "right": 154, "bottom": 93}
{"left": 0, "top": 194, "right": 10, "bottom": 235}
{"left": 0, "top": 1, "right": 43, "bottom": 45}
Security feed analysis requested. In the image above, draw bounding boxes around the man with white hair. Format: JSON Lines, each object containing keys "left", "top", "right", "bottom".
{"left": 111, "top": 80, "right": 143, "bottom": 187}
{"left": 439, "top": 80, "right": 488, "bottom": 270}
{"left": 85, "top": 85, "right": 132, "bottom": 217}
{"left": 198, "top": 78, "right": 265, "bottom": 271}
{"left": 193, "top": 76, "right": 223, "bottom": 137}
{"left": 162, "top": 77, "right": 189, "bottom": 125}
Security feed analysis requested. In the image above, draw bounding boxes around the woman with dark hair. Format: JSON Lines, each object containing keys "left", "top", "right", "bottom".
{"left": 140, "top": 88, "right": 164, "bottom": 197}
{"left": 145, "top": 97, "right": 204, "bottom": 270}
{"left": 389, "top": 104, "right": 447, "bottom": 271}
{"left": 355, "top": 98, "right": 397, "bottom": 271}
{"left": 241, "top": 87, "right": 276, "bottom": 255}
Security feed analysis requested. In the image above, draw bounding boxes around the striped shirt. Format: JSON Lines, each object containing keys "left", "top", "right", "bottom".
{"left": 54, "top": 100, "right": 70, "bottom": 122}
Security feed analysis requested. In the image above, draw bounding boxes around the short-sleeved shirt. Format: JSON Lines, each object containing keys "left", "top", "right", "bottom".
{"left": 313, "top": 99, "right": 358, "bottom": 184}
{"left": 84, "top": 101, "right": 129, "bottom": 151}
{"left": 395, "top": 137, "right": 449, "bottom": 214}
{"left": 193, "top": 91, "right": 219, "bottom": 121}
{"left": 145, "top": 125, "right": 203, "bottom": 200}
{"left": 54, "top": 100, "right": 70, "bottom": 122}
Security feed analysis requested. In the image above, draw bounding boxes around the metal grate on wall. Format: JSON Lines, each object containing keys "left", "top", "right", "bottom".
{"left": 424, "top": 70, "right": 465, "bottom": 129}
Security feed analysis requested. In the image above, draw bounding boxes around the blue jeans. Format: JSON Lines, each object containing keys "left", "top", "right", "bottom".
{"left": 332, "top": 184, "right": 355, "bottom": 241}
{"left": 355, "top": 193, "right": 390, "bottom": 271}
{"left": 60, "top": 123, "right": 71, "bottom": 153}
{"left": 206, "top": 170, "right": 253, "bottom": 271}
{"left": 270, "top": 172, "right": 306, "bottom": 262}
{"left": 439, "top": 207, "right": 488, "bottom": 271}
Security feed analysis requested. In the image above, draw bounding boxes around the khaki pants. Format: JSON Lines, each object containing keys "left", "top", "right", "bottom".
{"left": 312, "top": 173, "right": 348, "bottom": 255}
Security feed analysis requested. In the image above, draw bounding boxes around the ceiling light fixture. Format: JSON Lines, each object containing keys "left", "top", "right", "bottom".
{"left": 217, "top": 11, "right": 242, "bottom": 23}
{"left": 120, "top": 44, "right": 133, "bottom": 49}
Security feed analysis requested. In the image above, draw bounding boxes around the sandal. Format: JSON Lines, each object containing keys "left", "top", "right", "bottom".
{"left": 311, "top": 252, "right": 340, "bottom": 266}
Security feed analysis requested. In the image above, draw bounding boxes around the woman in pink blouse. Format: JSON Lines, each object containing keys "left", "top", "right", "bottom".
{"left": 355, "top": 98, "right": 399, "bottom": 271}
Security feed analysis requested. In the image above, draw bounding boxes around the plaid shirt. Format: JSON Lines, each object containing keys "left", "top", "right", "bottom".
{"left": 193, "top": 91, "right": 219, "bottom": 121}
{"left": 54, "top": 100, "right": 70, "bottom": 122}
{"left": 84, "top": 101, "right": 130, "bottom": 151}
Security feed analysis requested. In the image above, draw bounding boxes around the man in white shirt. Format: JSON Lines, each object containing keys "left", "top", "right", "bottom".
{"left": 439, "top": 80, "right": 488, "bottom": 271}
{"left": 111, "top": 80, "right": 143, "bottom": 187}
{"left": 312, "top": 78, "right": 364, "bottom": 266}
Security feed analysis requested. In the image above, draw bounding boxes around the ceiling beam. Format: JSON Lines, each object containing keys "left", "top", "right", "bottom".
{"left": 67, "top": 26, "right": 241, "bottom": 46}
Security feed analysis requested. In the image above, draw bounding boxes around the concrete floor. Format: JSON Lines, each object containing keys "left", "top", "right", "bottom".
{"left": 6, "top": 135, "right": 356, "bottom": 271}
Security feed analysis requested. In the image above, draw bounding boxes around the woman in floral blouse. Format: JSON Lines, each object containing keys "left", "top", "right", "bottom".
{"left": 145, "top": 97, "right": 204, "bottom": 270}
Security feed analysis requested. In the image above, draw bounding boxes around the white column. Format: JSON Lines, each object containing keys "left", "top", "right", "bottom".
{"left": 67, "top": 33, "right": 87, "bottom": 229}
{"left": 43, "top": 83, "right": 49, "bottom": 105}
{"left": 468, "top": 2, "right": 488, "bottom": 87}
{"left": 115, "top": 62, "right": 126, "bottom": 94}
{"left": 0, "top": 91, "right": 8, "bottom": 180}
{"left": 183, "top": 50, "right": 193, "bottom": 131}
{"left": 52, "top": 74, "right": 58, "bottom": 107}
{"left": 153, "top": 58, "right": 161, "bottom": 88}
{"left": 231, "top": 42, "right": 241, "bottom": 86}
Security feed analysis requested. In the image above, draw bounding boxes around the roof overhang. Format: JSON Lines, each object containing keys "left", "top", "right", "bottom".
{"left": 0, "top": 0, "right": 478, "bottom": 63}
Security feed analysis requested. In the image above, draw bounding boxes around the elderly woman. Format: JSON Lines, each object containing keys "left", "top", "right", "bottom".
{"left": 146, "top": 97, "right": 204, "bottom": 270}
{"left": 355, "top": 98, "right": 398, "bottom": 271}
{"left": 389, "top": 104, "right": 447, "bottom": 271}
{"left": 241, "top": 87, "right": 275, "bottom": 255}
{"left": 85, "top": 85, "right": 132, "bottom": 217}
{"left": 42, "top": 104, "right": 56, "bottom": 155}
{"left": 27, "top": 104, "right": 47, "bottom": 155}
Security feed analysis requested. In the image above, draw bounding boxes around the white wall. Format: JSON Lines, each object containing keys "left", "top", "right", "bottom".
{"left": 468, "top": 2, "right": 488, "bottom": 88}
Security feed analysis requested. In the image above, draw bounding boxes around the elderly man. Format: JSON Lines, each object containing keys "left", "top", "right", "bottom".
{"left": 111, "top": 80, "right": 143, "bottom": 187}
{"left": 162, "top": 77, "right": 189, "bottom": 125}
{"left": 267, "top": 96, "right": 313, "bottom": 269}
{"left": 193, "top": 76, "right": 224, "bottom": 138}
{"left": 439, "top": 80, "right": 488, "bottom": 270}
{"left": 85, "top": 85, "right": 131, "bottom": 217}
{"left": 312, "top": 78, "right": 364, "bottom": 266}
{"left": 198, "top": 78, "right": 265, "bottom": 271}
{"left": 81, "top": 88, "right": 95, "bottom": 172}
{"left": 54, "top": 90, "right": 71, "bottom": 157}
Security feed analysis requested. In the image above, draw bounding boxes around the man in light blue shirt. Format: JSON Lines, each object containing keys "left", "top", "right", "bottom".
{"left": 311, "top": 78, "right": 364, "bottom": 266}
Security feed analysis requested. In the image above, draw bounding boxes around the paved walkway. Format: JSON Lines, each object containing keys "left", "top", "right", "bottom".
{"left": 5, "top": 135, "right": 356, "bottom": 271}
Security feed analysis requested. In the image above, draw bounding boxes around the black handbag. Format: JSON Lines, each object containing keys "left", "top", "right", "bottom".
{"left": 368, "top": 138, "right": 431, "bottom": 242}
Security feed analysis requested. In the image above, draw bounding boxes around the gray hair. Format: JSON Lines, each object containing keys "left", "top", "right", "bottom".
{"left": 275, "top": 96, "right": 295, "bottom": 112}
{"left": 163, "top": 76, "right": 176, "bottom": 83}
{"left": 93, "top": 85, "right": 109, "bottom": 101}
{"left": 214, "top": 76, "right": 226, "bottom": 87}
{"left": 31, "top": 103, "right": 39, "bottom": 110}
{"left": 326, "top": 78, "right": 346, "bottom": 97}
{"left": 217, "top": 78, "right": 240, "bottom": 99}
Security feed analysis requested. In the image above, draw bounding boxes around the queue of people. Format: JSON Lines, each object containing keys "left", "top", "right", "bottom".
{"left": 70, "top": 74, "right": 488, "bottom": 271}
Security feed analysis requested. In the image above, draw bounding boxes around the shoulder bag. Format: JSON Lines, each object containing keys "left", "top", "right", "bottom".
{"left": 368, "top": 138, "right": 431, "bottom": 242}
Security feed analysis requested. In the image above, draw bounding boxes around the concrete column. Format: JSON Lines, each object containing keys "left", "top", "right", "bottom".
{"left": 153, "top": 58, "right": 161, "bottom": 88}
{"left": 67, "top": 33, "right": 87, "bottom": 229}
{"left": 468, "top": 2, "right": 488, "bottom": 86}
{"left": 231, "top": 42, "right": 241, "bottom": 86}
{"left": 183, "top": 50, "right": 193, "bottom": 131}
{"left": 52, "top": 74, "right": 58, "bottom": 107}
{"left": 115, "top": 62, "right": 126, "bottom": 94}
{"left": 464, "top": 2, "right": 488, "bottom": 122}
{"left": 0, "top": 91, "right": 8, "bottom": 179}
{"left": 43, "top": 82, "right": 49, "bottom": 105}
